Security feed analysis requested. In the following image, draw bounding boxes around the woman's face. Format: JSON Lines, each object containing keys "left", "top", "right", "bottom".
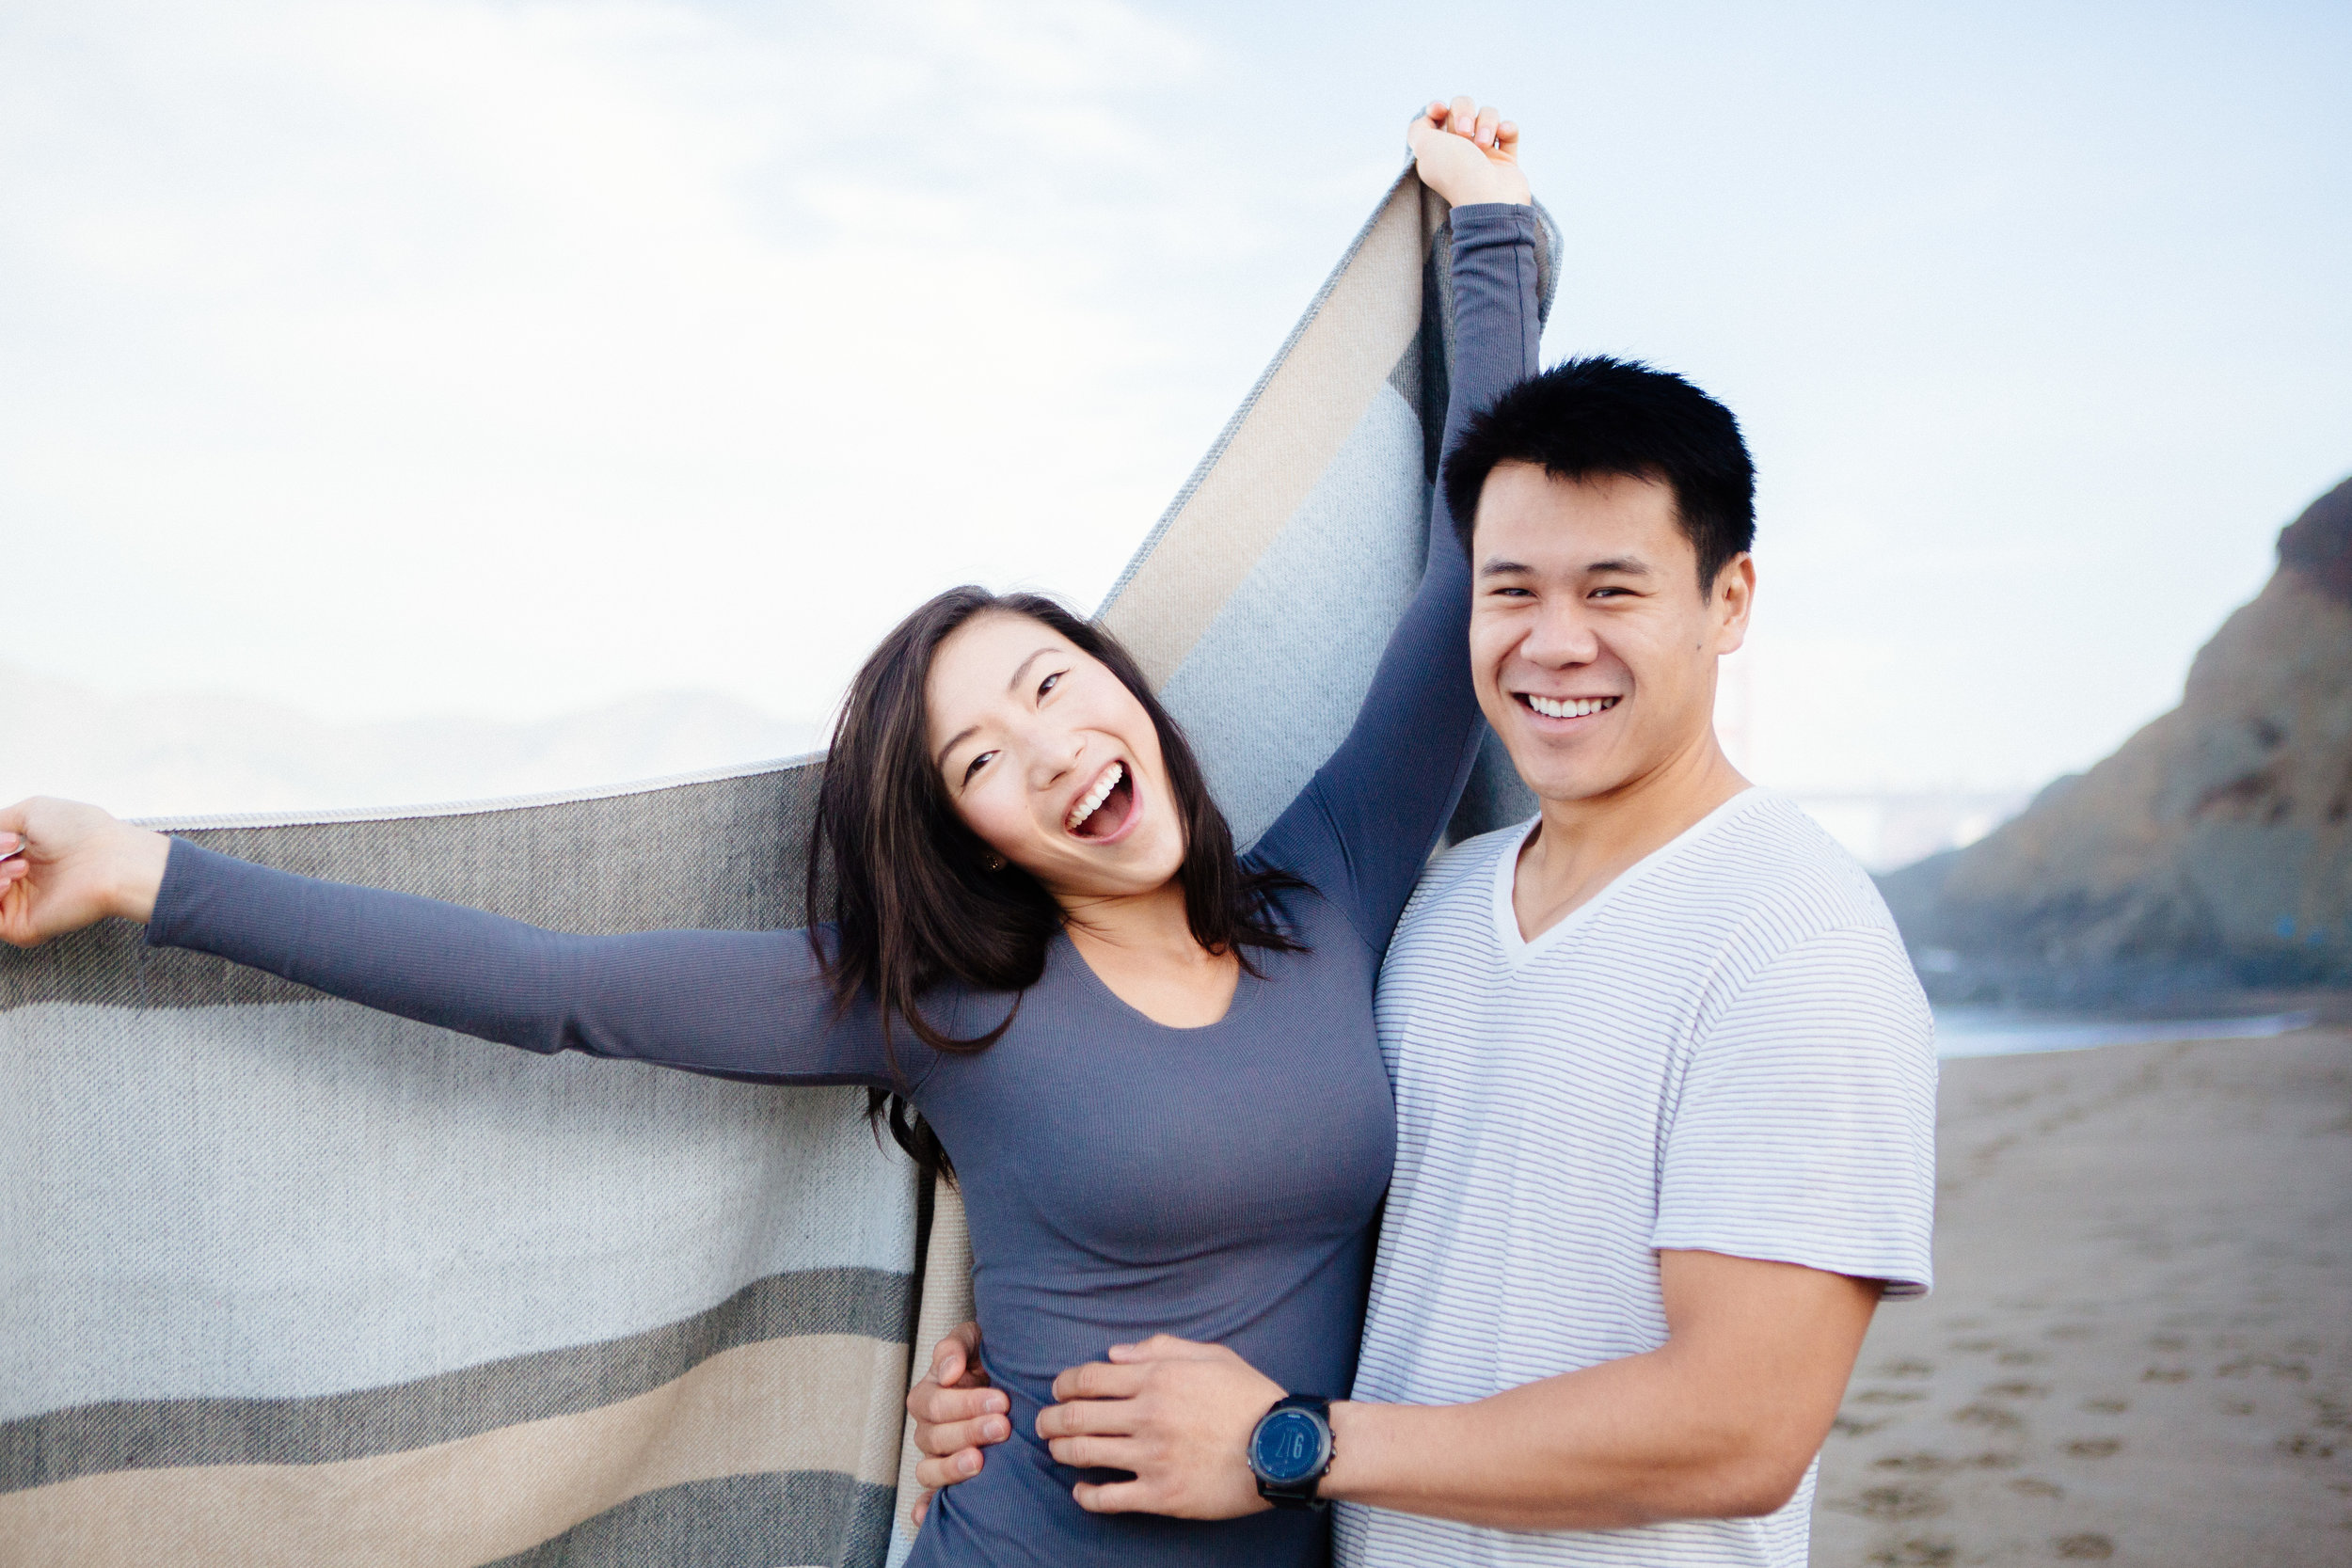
{"left": 926, "top": 611, "right": 1186, "bottom": 902}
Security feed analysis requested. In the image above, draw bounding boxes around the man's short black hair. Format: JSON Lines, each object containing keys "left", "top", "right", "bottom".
{"left": 1443, "top": 355, "right": 1756, "bottom": 595}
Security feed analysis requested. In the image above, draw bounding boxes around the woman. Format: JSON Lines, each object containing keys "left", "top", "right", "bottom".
{"left": 0, "top": 98, "right": 1539, "bottom": 1567}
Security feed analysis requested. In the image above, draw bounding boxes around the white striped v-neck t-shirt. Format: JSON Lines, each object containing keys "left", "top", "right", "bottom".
{"left": 1338, "top": 788, "right": 1936, "bottom": 1568}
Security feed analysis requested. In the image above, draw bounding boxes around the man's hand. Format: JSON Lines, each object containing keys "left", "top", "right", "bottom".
{"left": 905, "top": 1322, "right": 1009, "bottom": 1526}
{"left": 1039, "top": 1336, "right": 1285, "bottom": 1518}
{"left": 1408, "top": 95, "right": 1532, "bottom": 210}
{"left": 0, "top": 797, "right": 170, "bottom": 949}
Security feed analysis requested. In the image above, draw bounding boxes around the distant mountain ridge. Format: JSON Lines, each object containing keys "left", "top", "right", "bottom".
{"left": 1880, "top": 474, "right": 2352, "bottom": 1004}
{"left": 2, "top": 667, "right": 824, "bottom": 821}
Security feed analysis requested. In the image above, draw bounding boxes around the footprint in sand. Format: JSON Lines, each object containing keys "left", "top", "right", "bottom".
{"left": 2056, "top": 1532, "right": 2115, "bottom": 1560}
{"left": 2141, "top": 1365, "right": 2191, "bottom": 1383}
{"left": 1840, "top": 1484, "right": 1947, "bottom": 1522}
{"left": 1984, "top": 1381, "right": 2049, "bottom": 1400}
{"left": 2062, "top": 1438, "right": 2122, "bottom": 1459}
{"left": 1952, "top": 1402, "right": 2025, "bottom": 1432}
{"left": 2009, "top": 1477, "right": 2063, "bottom": 1499}
{"left": 1866, "top": 1539, "right": 1956, "bottom": 1567}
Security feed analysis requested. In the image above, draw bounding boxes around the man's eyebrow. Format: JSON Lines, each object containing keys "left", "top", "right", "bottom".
{"left": 1585, "top": 557, "right": 1653, "bottom": 576}
{"left": 1478, "top": 557, "right": 1534, "bottom": 578}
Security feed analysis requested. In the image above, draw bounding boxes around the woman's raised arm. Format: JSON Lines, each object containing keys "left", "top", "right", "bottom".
{"left": 1248, "top": 99, "right": 1544, "bottom": 951}
{"left": 0, "top": 795, "right": 896, "bottom": 1087}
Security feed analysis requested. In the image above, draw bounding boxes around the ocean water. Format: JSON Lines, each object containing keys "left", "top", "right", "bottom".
{"left": 1931, "top": 1007, "right": 2320, "bottom": 1060}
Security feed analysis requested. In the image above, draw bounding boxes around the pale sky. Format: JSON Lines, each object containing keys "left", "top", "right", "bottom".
{"left": 6, "top": 0, "right": 2347, "bottom": 796}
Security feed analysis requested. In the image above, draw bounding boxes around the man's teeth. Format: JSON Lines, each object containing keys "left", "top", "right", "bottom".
{"left": 1526, "top": 694, "right": 1620, "bottom": 720}
{"left": 1066, "top": 764, "right": 1124, "bottom": 832}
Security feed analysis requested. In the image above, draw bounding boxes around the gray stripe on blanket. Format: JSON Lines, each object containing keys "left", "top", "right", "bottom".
{"left": 0, "top": 1266, "right": 913, "bottom": 1492}
{"left": 487, "top": 1471, "right": 898, "bottom": 1568}
{"left": 0, "top": 765, "right": 823, "bottom": 1014}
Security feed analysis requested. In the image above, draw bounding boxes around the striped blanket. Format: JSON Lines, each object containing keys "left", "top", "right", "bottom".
{"left": 0, "top": 171, "right": 1556, "bottom": 1568}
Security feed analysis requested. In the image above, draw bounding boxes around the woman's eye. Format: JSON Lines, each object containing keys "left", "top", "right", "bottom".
{"left": 962, "top": 751, "right": 996, "bottom": 784}
{"left": 1038, "top": 671, "right": 1063, "bottom": 699}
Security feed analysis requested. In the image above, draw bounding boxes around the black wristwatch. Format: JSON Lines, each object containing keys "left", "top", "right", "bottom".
{"left": 1248, "top": 1393, "right": 1334, "bottom": 1510}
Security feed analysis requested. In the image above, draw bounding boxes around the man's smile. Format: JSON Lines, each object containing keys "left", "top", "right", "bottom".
{"left": 1516, "top": 693, "right": 1622, "bottom": 721}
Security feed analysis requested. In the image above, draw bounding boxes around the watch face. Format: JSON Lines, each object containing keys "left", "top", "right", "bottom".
{"left": 1250, "top": 1408, "right": 1328, "bottom": 1484}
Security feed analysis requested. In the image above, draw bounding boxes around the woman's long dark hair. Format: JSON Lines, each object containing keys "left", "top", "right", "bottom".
{"left": 808, "top": 588, "right": 1304, "bottom": 1180}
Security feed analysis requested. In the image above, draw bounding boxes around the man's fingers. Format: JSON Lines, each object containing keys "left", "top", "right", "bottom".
{"left": 1047, "top": 1433, "right": 1144, "bottom": 1472}
{"left": 914, "top": 1448, "right": 984, "bottom": 1490}
{"left": 1448, "top": 94, "right": 1476, "bottom": 136}
{"left": 914, "top": 1411, "right": 1010, "bottom": 1457}
{"left": 909, "top": 1382, "right": 1007, "bottom": 1430}
{"left": 1036, "top": 1393, "right": 1141, "bottom": 1439}
{"left": 910, "top": 1487, "right": 933, "bottom": 1527}
{"left": 1050, "top": 1358, "right": 1147, "bottom": 1402}
{"left": 1072, "top": 1478, "right": 1156, "bottom": 1514}
{"left": 926, "top": 1321, "right": 983, "bottom": 1386}
{"left": 1474, "top": 103, "right": 1502, "bottom": 148}
{"left": 1106, "top": 1333, "right": 1217, "bottom": 1363}
{"left": 1496, "top": 119, "right": 1520, "bottom": 154}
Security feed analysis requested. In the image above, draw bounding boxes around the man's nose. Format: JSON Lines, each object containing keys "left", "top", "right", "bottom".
{"left": 1519, "top": 603, "right": 1600, "bottom": 667}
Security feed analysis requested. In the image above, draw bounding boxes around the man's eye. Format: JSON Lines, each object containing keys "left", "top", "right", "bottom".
{"left": 962, "top": 751, "right": 995, "bottom": 784}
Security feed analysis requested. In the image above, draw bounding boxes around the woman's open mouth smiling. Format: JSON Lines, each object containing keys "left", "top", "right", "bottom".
{"left": 1064, "top": 761, "right": 1139, "bottom": 842}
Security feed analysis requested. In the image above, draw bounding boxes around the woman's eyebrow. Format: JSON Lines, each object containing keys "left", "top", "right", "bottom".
{"left": 1005, "top": 647, "right": 1059, "bottom": 692}
{"left": 936, "top": 647, "right": 1066, "bottom": 768}
{"left": 935, "top": 725, "right": 978, "bottom": 771}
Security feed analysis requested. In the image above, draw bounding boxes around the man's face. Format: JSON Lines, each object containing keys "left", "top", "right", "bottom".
{"left": 1468, "top": 462, "right": 1753, "bottom": 806}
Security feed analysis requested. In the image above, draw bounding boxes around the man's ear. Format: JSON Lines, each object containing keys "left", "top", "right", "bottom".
{"left": 1711, "top": 554, "right": 1756, "bottom": 656}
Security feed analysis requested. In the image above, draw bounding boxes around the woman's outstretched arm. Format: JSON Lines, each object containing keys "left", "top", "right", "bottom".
{"left": 0, "top": 796, "right": 896, "bottom": 1087}
{"left": 1250, "top": 98, "right": 1543, "bottom": 951}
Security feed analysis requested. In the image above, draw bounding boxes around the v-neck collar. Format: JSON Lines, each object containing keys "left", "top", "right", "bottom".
{"left": 1489, "top": 787, "right": 1768, "bottom": 969}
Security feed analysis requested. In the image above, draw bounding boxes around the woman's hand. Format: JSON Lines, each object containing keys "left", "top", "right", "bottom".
{"left": 0, "top": 798, "right": 172, "bottom": 948}
{"left": 905, "top": 1321, "right": 1009, "bottom": 1525}
{"left": 1408, "top": 95, "right": 1531, "bottom": 209}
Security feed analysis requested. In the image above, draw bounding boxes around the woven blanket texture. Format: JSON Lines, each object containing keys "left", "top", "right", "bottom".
{"left": 0, "top": 171, "right": 1556, "bottom": 1568}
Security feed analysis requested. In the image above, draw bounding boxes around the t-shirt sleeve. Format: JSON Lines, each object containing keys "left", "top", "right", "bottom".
{"left": 1651, "top": 924, "right": 1938, "bottom": 1297}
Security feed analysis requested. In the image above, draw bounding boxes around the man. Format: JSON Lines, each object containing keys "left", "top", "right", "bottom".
{"left": 911, "top": 356, "right": 1936, "bottom": 1565}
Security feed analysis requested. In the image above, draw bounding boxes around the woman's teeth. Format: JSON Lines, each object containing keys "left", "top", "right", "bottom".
{"left": 1526, "top": 694, "right": 1619, "bottom": 720}
{"left": 1066, "top": 764, "right": 1124, "bottom": 832}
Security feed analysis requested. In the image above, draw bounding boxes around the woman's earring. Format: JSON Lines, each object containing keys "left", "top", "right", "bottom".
{"left": 985, "top": 853, "right": 1007, "bottom": 872}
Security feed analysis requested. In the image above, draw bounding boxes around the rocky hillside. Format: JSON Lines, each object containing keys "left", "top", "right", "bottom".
{"left": 1881, "top": 475, "right": 2352, "bottom": 1004}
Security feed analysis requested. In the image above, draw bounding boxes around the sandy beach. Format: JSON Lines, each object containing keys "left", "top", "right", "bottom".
{"left": 1811, "top": 1024, "right": 2352, "bottom": 1564}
